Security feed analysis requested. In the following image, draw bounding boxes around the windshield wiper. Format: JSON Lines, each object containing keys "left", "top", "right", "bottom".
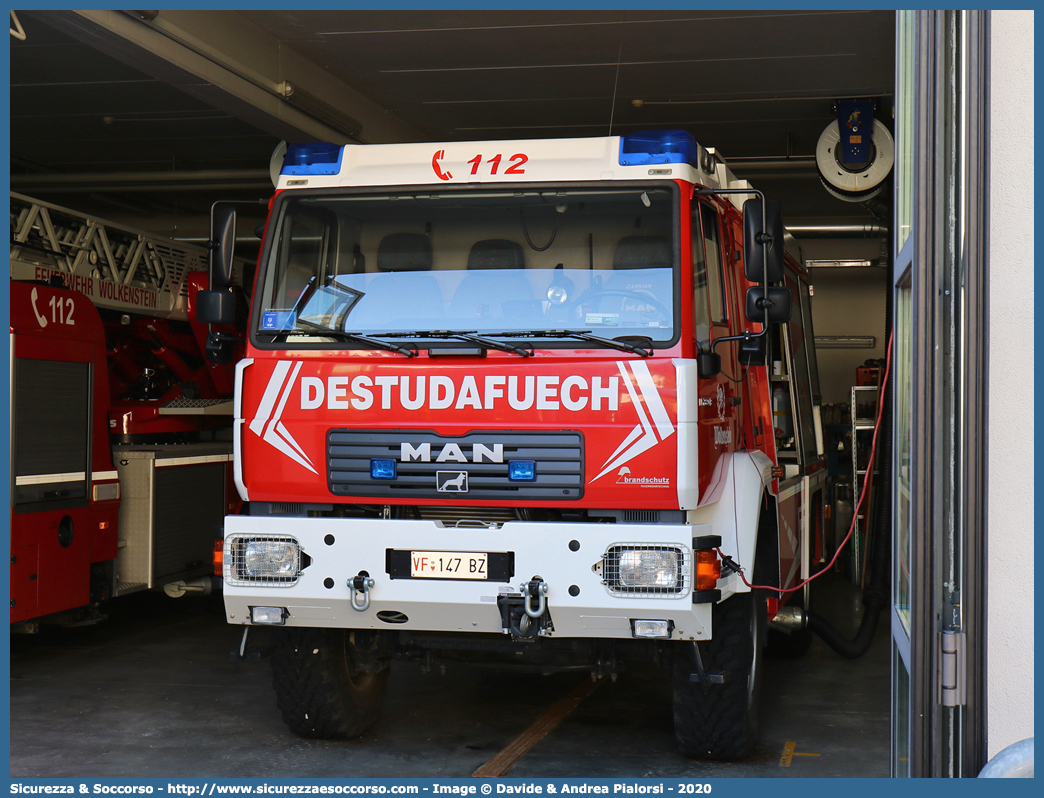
{"left": 289, "top": 319, "right": 417, "bottom": 357}
{"left": 370, "top": 329, "right": 533, "bottom": 358}
{"left": 486, "top": 330, "right": 654, "bottom": 357}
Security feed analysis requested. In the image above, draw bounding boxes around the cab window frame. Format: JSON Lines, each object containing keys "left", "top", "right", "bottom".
{"left": 695, "top": 200, "right": 729, "bottom": 327}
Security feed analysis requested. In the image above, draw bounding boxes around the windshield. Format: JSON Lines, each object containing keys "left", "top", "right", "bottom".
{"left": 255, "top": 186, "right": 678, "bottom": 344}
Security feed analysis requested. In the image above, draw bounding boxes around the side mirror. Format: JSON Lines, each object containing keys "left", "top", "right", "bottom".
{"left": 742, "top": 198, "right": 784, "bottom": 283}
{"left": 738, "top": 335, "right": 766, "bottom": 367}
{"left": 697, "top": 350, "right": 721, "bottom": 379}
{"left": 210, "top": 206, "right": 237, "bottom": 289}
{"left": 745, "top": 286, "right": 792, "bottom": 325}
{"left": 195, "top": 288, "right": 235, "bottom": 326}
{"left": 204, "top": 331, "right": 237, "bottom": 364}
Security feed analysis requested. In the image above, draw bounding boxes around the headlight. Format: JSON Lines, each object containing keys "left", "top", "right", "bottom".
{"left": 225, "top": 536, "right": 302, "bottom": 586}
{"left": 244, "top": 540, "right": 299, "bottom": 577}
{"left": 618, "top": 549, "right": 679, "bottom": 588}
{"left": 603, "top": 544, "right": 690, "bottom": 597}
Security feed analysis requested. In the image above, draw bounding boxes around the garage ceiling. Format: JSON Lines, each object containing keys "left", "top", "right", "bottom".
{"left": 10, "top": 9, "right": 895, "bottom": 252}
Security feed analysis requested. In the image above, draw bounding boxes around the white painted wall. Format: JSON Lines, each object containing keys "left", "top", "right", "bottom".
{"left": 986, "top": 9, "right": 1034, "bottom": 759}
{"left": 800, "top": 238, "right": 889, "bottom": 406}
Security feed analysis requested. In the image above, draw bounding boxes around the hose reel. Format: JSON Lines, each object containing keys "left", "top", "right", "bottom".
{"left": 816, "top": 100, "right": 895, "bottom": 203}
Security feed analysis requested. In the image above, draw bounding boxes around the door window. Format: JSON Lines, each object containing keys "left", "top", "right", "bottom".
{"left": 694, "top": 203, "right": 727, "bottom": 325}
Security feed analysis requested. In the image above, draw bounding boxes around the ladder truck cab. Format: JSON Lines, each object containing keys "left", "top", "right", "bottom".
{"left": 206, "top": 132, "right": 826, "bottom": 759}
{"left": 10, "top": 194, "right": 246, "bottom": 630}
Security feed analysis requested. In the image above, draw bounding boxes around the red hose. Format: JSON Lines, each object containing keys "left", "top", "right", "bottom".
{"left": 728, "top": 329, "right": 895, "bottom": 595}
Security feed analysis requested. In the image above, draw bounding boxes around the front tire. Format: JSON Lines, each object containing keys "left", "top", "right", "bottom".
{"left": 672, "top": 591, "right": 766, "bottom": 759}
{"left": 271, "top": 627, "right": 389, "bottom": 739}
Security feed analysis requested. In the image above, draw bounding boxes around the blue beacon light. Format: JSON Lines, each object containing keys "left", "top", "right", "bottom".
{"left": 508, "top": 460, "right": 536, "bottom": 482}
{"left": 281, "top": 142, "right": 344, "bottom": 175}
{"left": 370, "top": 459, "right": 397, "bottom": 480}
{"left": 618, "top": 130, "right": 699, "bottom": 167}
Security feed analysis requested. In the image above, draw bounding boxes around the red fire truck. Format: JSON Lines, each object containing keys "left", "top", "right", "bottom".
{"left": 10, "top": 193, "right": 243, "bottom": 630}
{"left": 208, "top": 132, "right": 826, "bottom": 759}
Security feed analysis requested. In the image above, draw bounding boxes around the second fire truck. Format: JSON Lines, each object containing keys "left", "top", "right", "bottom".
{"left": 10, "top": 194, "right": 244, "bottom": 630}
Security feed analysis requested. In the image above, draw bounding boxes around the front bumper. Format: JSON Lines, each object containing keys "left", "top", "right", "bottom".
{"left": 222, "top": 516, "right": 719, "bottom": 641}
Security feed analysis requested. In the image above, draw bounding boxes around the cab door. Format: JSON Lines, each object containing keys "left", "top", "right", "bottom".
{"left": 691, "top": 200, "right": 738, "bottom": 501}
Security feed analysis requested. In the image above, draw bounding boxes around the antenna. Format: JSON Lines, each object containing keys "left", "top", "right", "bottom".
{"left": 608, "top": 41, "right": 623, "bottom": 135}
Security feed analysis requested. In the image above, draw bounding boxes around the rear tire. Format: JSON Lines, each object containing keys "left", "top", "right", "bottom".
{"left": 271, "top": 627, "right": 389, "bottom": 739}
{"left": 672, "top": 591, "right": 765, "bottom": 759}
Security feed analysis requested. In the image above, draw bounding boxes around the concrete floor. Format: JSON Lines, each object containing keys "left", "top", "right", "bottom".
{"left": 10, "top": 574, "right": 890, "bottom": 778}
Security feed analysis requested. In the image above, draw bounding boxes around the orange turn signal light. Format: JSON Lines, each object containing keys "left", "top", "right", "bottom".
{"left": 695, "top": 550, "right": 721, "bottom": 591}
{"left": 213, "top": 538, "right": 224, "bottom": 576}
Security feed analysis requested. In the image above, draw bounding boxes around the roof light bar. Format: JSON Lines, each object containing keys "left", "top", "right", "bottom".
{"left": 619, "top": 130, "right": 699, "bottom": 168}
{"left": 281, "top": 143, "right": 344, "bottom": 176}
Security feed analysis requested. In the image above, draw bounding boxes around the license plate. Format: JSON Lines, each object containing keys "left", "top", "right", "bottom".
{"left": 410, "top": 551, "right": 489, "bottom": 579}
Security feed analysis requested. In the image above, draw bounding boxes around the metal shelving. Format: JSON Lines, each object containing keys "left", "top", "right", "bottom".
{"left": 850, "top": 385, "right": 879, "bottom": 583}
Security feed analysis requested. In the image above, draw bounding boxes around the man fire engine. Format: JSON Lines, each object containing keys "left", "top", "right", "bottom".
{"left": 206, "top": 131, "right": 826, "bottom": 759}
{"left": 10, "top": 194, "right": 243, "bottom": 630}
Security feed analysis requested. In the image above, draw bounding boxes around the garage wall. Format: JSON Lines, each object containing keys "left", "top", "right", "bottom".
{"left": 986, "top": 8, "right": 1034, "bottom": 759}
{"left": 802, "top": 239, "right": 889, "bottom": 404}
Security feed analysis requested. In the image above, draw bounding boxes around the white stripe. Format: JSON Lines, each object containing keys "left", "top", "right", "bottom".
{"left": 270, "top": 361, "right": 302, "bottom": 428}
{"left": 262, "top": 361, "right": 317, "bottom": 473}
{"left": 16, "top": 472, "right": 85, "bottom": 486}
{"left": 275, "top": 420, "right": 312, "bottom": 463}
{"left": 778, "top": 482, "right": 802, "bottom": 502}
{"left": 250, "top": 360, "right": 292, "bottom": 436}
{"left": 591, "top": 363, "right": 659, "bottom": 482}
{"left": 92, "top": 470, "right": 119, "bottom": 481}
{"left": 619, "top": 361, "right": 655, "bottom": 435}
{"left": 234, "top": 358, "right": 254, "bottom": 420}
{"left": 629, "top": 360, "right": 675, "bottom": 440}
{"left": 233, "top": 418, "right": 249, "bottom": 502}
{"left": 604, "top": 423, "right": 644, "bottom": 465}
{"left": 155, "top": 454, "right": 231, "bottom": 468}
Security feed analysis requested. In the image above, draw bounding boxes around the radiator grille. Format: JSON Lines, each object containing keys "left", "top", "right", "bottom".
{"left": 153, "top": 463, "right": 225, "bottom": 580}
{"left": 13, "top": 358, "right": 89, "bottom": 504}
{"left": 622, "top": 509, "right": 660, "bottom": 523}
{"left": 327, "top": 430, "right": 584, "bottom": 501}
{"left": 602, "top": 544, "right": 691, "bottom": 598}
{"left": 224, "top": 535, "right": 302, "bottom": 587}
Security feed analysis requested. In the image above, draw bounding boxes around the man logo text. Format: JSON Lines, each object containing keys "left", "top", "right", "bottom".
{"left": 402, "top": 443, "right": 503, "bottom": 463}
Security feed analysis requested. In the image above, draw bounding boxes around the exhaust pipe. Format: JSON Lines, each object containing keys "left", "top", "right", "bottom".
{"left": 768, "top": 605, "right": 806, "bottom": 633}
{"left": 163, "top": 577, "right": 214, "bottom": 598}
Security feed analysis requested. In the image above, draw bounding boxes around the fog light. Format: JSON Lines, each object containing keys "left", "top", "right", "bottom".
{"left": 251, "top": 606, "right": 286, "bottom": 625}
{"left": 508, "top": 460, "right": 536, "bottom": 481}
{"left": 370, "top": 458, "right": 397, "bottom": 479}
{"left": 631, "top": 619, "right": 673, "bottom": 639}
{"left": 243, "top": 539, "right": 300, "bottom": 579}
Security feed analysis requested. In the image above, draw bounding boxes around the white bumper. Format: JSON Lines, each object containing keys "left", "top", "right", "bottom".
{"left": 223, "top": 516, "right": 715, "bottom": 641}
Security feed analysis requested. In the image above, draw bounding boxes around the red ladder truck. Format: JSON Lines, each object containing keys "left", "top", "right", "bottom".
{"left": 205, "top": 132, "right": 826, "bottom": 759}
{"left": 10, "top": 193, "right": 245, "bottom": 630}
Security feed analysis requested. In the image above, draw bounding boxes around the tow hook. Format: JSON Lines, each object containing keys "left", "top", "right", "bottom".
{"left": 498, "top": 577, "right": 552, "bottom": 643}
{"left": 522, "top": 578, "right": 549, "bottom": 619}
{"left": 349, "top": 573, "right": 375, "bottom": 612}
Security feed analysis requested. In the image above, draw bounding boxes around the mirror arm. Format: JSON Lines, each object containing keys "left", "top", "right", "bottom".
{"left": 706, "top": 327, "right": 767, "bottom": 355}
